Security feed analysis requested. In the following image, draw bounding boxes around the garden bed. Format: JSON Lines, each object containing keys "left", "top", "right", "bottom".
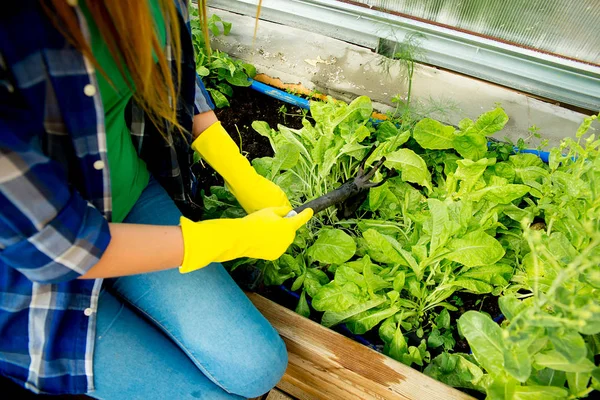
{"left": 194, "top": 79, "right": 600, "bottom": 400}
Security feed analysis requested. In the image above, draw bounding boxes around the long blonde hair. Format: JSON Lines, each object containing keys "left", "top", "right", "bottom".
{"left": 43, "top": 0, "right": 183, "bottom": 134}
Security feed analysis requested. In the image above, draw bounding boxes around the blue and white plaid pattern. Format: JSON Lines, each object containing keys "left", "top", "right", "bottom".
{"left": 0, "top": 1, "right": 213, "bottom": 394}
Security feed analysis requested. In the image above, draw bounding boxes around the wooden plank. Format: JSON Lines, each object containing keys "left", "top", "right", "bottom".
{"left": 248, "top": 293, "right": 474, "bottom": 400}
{"left": 275, "top": 380, "right": 317, "bottom": 400}
{"left": 266, "top": 388, "right": 296, "bottom": 400}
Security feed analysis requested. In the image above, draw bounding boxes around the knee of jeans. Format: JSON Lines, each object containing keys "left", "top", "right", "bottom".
{"left": 224, "top": 332, "right": 288, "bottom": 398}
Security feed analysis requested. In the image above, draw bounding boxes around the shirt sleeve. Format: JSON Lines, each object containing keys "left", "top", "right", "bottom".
{"left": 0, "top": 125, "right": 111, "bottom": 284}
{"left": 175, "top": 0, "right": 215, "bottom": 114}
{"left": 194, "top": 74, "right": 215, "bottom": 114}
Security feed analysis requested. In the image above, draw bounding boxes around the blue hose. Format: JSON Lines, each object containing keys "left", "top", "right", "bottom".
{"left": 249, "top": 79, "right": 310, "bottom": 110}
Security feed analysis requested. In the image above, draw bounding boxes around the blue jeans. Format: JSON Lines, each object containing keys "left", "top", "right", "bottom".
{"left": 89, "top": 178, "right": 287, "bottom": 400}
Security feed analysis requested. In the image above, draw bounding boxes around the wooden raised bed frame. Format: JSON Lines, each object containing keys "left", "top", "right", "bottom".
{"left": 248, "top": 293, "right": 474, "bottom": 400}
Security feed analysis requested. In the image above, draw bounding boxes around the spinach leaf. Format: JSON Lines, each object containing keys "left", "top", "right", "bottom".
{"left": 312, "top": 281, "right": 363, "bottom": 312}
{"left": 384, "top": 149, "right": 433, "bottom": 191}
{"left": 413, "top": 118, "right": 455, "bottom": 150}
{"left": 457, "top": 311, "right": 505, "bottom": 375}
{"left": 446, "top": 230, "right": 505, "bottom": 268}
{"left": 307, "top": 229, "right": 356, "bottom": 264}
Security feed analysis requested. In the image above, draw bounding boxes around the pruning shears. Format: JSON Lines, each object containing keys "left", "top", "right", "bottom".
{"left": 286, "top": 145, "right": 388, "bottom": 219}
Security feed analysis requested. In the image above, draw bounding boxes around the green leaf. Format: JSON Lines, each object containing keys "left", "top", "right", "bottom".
{"left": 334, "top": 265, "right": 366, "bottom": 289}
{"left": 321, "top": 296, "right": 387, "bottom": 328}
{"left": 243, "top": 63, "right": 257, "bottom": 78}
{"left": 291, "top": 274, "right": 305, "bottom": 292}
{"left": 459, "top": 264, "right": 513, "bottom": 285}
{"left": 435, "top": 309, "right": 451, "bottom": 329}
{"left": 222, "top": 21, "right": 233, "bottom": 35}
{"left": 384, "top": 149, "right": 432, "bottom": 191}
{"left": 548, "top": 329, "right": 587, "bottom": 363}
{"left": 270, "top": 143, "right": 300, "bottom": 178}
{"left": 529, "top": 368, "right": 566, "bottom": 387}
{"left": 196, "top": 65, "right": 210, "bottom": 76}
{"left": 487, "top": 374, "right": 518, "bottom": 400}
{"left": 263, "top": 260, "right": 295, "bottom": 286}
{"left": 295, "top": 290, "right": 311, "bottom": 318}
{"left": 457, "top": 311, "right": 505, "bottom": 375}
{"left": 468, "top": 180, "right": 530, "bottom": 204}
{"left": 427, "top": 198, "right": 452, "bottom": 255}
{"left": 215, "top": 82, "right": 233, "bottom": 97}
{"left": 363, "top": 258, "right": 391, "bottom": 295}
{"left": 307, "top": 229, "right": 356, "bottom": 264}
{"left": 453, "top": 132, "right": 488, "bottom": 161}
{"left": 534, "top": 350, "right": 596, "bottom": 372}
{"left": 379, "top": 317, "right": 396, "bottom": 344}
{"left": 225, "top": 69, "right": 252, "bottom": 87}
{"left": 454, "top": 158, "right": 492, "bottom": 194}
{"left": 428, "top": 329, "right": 445, "bottom": 349}
{"left": 509, "top": 153, "right": 549, "bottom": 183}
{"left": 274, "top": 171, "right": 304, "bottom": 198}
{"left": 452, "top": 278, "right": 494, "bottom": 294}
{"left": 206, "top": 88, "right": 230, "bottom": 108}
{"left": 458, "top": 118, "right": 475, "bottom": 131}
{"left": 368, "top": 183, "right": 399, "bottom": 214}
{"left": 446, "top": 230, "right": 506, "bottom": 268}
{"left": 362, "top": 229, "right": 405, "bottom": 265}
{"left": 498, "top": 295, "right": 527, "bottom": 321}
{"left": 392, "top": 272, "right": 406, "bottom": 292}
{"left": 312, "top": 281, "right": 363, "bottom": 312}
{"left": 504, "top": 344, "right": 532, "bottom": 382}
{"left": 424, "top": 353, "right": 486, "bottom": 391}
{"left": 388, "top": 325, "right": 408, "bottom": 362}
{"left": 304, "top": 268, "right": 330, "bottom": 298}
{"left": 566, "top": 371, "right": 592, "bottom": 396}
{"left": 251, "top": 157, "right": 273, "bottom": 177}
{"left": 512, "top": 386, "right": 570, "bottom": 400}
{"left": 474, "top": 107, "right": 509, "bottom": 136}
{"left": 345, "top": 305, "right": 400, "bottom": 334}
{"left": 376, "top": 121, "right": 400, "bottom": 142}
{"left": 413, "top": 118, "right": 455, "bottom": 150}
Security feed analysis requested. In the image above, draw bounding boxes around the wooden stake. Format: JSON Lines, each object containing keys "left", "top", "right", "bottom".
{"left": 198, "top": 0, "right": 212, "bottom": 58}
{"left": 252, "top": 0, "right": 263, "bottom": 46}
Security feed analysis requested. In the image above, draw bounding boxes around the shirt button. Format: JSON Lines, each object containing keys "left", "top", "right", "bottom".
{"left": 84, "top": 84, "right": 97, "bottom": 97}
{"left": 93, "top": 160, "right": 105, "bottom": 170}
{"left": 84, "top": 308, "right": 93, "bottom": 317}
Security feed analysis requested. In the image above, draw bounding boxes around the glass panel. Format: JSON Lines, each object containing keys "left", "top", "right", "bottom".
{"left": 346, "top": 0, "right": 599, "bottom": 65}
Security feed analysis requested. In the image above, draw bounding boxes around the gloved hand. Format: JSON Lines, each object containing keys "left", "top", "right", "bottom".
{"left": 179, "top": 206, "right": 313, "bottom": 273}
{"left": 192, "top": 121, "right": 291, "bottom": 213}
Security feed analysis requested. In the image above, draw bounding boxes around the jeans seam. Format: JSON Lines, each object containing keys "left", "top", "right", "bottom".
{"left": 111, "top": 292, "right": 236, "bottom": 395}
{"left": 97, "top": 302, "right": 125, "bottom": 340}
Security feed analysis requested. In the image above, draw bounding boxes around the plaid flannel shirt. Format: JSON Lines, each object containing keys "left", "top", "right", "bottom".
{"left": 0, "top": 0, "right": 213, "bottom": 394}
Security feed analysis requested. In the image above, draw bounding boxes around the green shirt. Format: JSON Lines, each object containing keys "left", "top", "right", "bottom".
{"left": 81, "top": 1, "right": 166, "bottom": 222}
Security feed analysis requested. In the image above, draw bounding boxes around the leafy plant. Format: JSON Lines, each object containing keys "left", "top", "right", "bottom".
{"left": 204, "top": 88, "right": 599, "bottom": 393}
{"left": 427, "top": 114, "right": 600, "bottom": 398}
{"left": 189, "top": 4, "right": 256, "bottom": 107}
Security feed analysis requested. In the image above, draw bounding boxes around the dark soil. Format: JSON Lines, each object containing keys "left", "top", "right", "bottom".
{"left": 451, "top": 293, "right": 502, "bottom": 353}
{"left": 192, "top": 86, "right": 305, "bottom": 198}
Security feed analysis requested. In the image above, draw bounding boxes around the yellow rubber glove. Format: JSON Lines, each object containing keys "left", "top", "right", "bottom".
{"left": 179, "top": 206, "right": 313, "bottom": 273}
{"left": 191, "top": 121, "right": 291, "bottom": 213}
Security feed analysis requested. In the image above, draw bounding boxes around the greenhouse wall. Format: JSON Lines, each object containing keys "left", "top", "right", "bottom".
{"left": 209, "top": 8, "right": 596, "bottom": 148}
{"left": 209, "top": 0, "right": 600, "bottom": 111}
{"left": 349, "top": 0, "right": 600, "bottom": 65}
